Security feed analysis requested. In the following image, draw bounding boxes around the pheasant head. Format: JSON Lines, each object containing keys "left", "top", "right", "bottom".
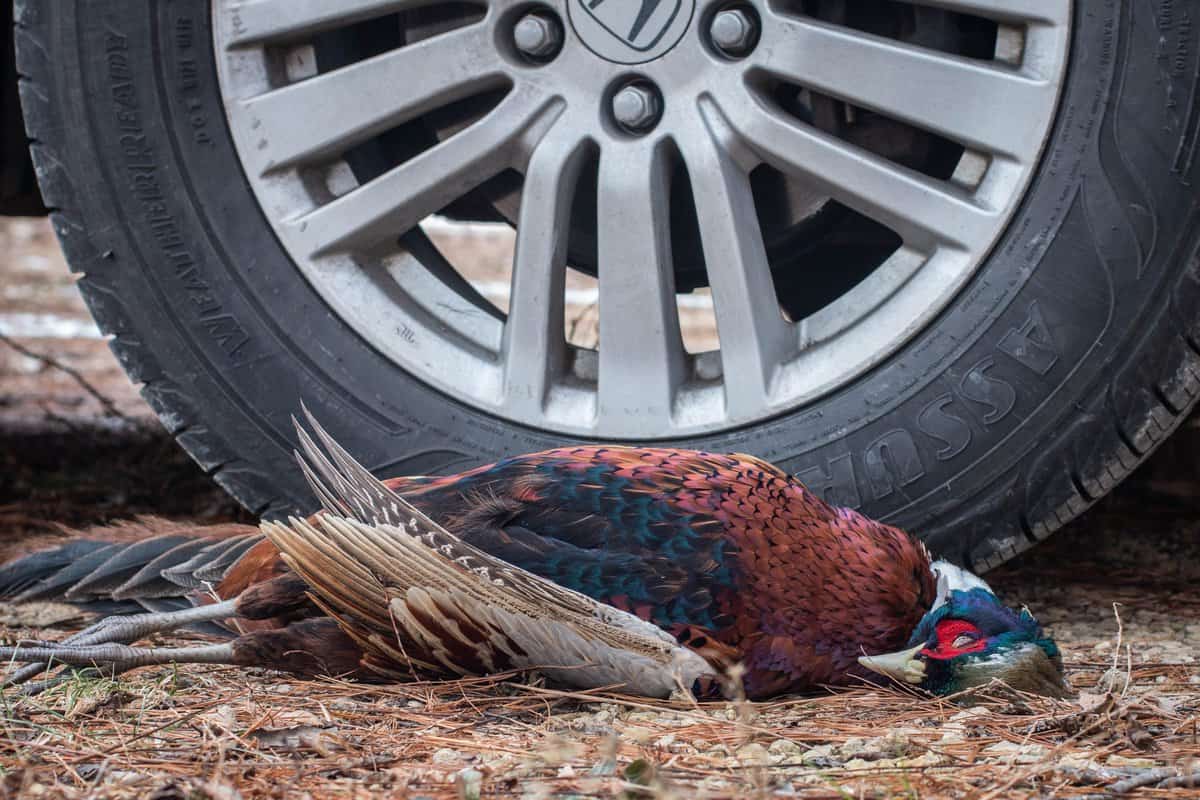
{"left": 858, "top": 566, "right": 1069, "bottom": 699}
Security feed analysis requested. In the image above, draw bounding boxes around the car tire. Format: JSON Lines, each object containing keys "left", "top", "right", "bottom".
{"left": 14, "top": 0, "right": 1200, "bottom": 570}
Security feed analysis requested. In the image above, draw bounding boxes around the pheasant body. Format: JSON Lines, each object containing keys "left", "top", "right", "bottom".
{"left": 388, "top": 447, "right": 935, "bottom": 696}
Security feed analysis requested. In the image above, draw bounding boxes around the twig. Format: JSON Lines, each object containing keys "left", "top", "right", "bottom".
{"left": 1155, "top": 771, "right": 1200, "bottom": 790}
{"left": 1108, "top": 766, "right": 1178, "bottom": 793}
{"left": 0, "top": 331, "right": 133, "bottom": 423}
{"left": 1108, "top": 602, "right": 1128, "bottom": 695}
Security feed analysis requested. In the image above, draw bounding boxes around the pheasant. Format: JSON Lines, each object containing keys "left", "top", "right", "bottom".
{"left": 0, "top": 413, "right": 1068, "bottom": 700}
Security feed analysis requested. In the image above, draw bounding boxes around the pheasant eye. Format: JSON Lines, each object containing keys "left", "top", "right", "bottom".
{"left": 951, "top": 633, "right": 977, "bottom": 649}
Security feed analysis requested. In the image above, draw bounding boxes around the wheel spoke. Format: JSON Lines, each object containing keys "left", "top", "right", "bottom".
{"left": 502, "top": 128, "right": 591, "bottom": 415}
{"left": 721, "top": 95, "right": 996, "bottom": 250}
{"left": 681, "top": 99, "right": 793, "bottom": 417}
{"left": 235, "top": 25, "right": 504, "bottom": 173}
{"left": 905, "top": 0, "right": 1066, "bottom": 24}
{"left": 595, "top": 142, "right": 686, "bottom": 432}
{"left": 755, "top": 13, "right": 1055, "bottom": 158}
{"left": 223, "top": 0, "right": 437, "bottom": 47}
{"left": 287, "top": 88, "right": 561, "bottom": 257}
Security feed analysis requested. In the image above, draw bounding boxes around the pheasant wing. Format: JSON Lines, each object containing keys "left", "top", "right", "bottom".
{"left": 292, "top": 411, "right": 712, "bottom": 641}
{"left": 265, "top": 514, "right": 716, "bottom": 696}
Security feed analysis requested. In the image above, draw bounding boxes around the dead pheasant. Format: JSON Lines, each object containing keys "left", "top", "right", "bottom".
{"left": 0, "top": 413, "right": 1068, "bottom": 700}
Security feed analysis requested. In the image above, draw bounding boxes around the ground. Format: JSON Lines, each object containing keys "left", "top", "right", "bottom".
{"left": 1, "top": 217, "right": 1198, "bottom": 798}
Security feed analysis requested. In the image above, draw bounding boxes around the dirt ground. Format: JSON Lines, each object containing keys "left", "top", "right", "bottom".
{"left": 1, "top": 217, "right": 1198, "bottom": 798}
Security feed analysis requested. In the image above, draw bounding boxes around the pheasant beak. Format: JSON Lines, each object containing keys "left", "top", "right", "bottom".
{"left": 858, "top": 644, "right": 927, "bottom": 685}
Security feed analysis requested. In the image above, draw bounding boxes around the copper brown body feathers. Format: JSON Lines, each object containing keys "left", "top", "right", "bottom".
{"left": 385, "top": 447, "right": 936, "bottom": 695}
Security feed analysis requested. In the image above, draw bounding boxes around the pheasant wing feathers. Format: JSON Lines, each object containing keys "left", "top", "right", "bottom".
{"left": 292, "top": 405, "right": 413, "bottom": 526}
{"left": 273, "top": 411, "right": 716, "bottom": 697}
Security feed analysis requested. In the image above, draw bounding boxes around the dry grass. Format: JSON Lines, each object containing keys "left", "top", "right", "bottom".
{"left": 0, "top": 609, "right": 1197, "bottom": 800}
{"left": 5, "top": 500, "right": 1198, "bottom": 798}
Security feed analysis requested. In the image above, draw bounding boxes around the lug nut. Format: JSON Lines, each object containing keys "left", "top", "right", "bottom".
{"left": 611, "top": 84, "right": 661, "bottom": 133}
{"left": 514, "top": 12, "right": 563, "bottom": 60}
{"left": 710, "top": 8, "right": 758, "bottom": 57}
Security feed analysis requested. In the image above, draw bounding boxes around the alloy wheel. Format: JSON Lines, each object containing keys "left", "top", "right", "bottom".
{"left": 214, "top": 0, "right": 1070, "bottom": 438}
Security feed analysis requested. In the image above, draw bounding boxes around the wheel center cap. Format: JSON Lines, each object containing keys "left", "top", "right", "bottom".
{"left": 568, "top": 0, "right": 695, "bottom": 64}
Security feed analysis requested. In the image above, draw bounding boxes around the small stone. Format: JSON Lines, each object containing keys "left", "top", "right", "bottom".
{"left": 736, "top": 742, "right": 769, "bottom": 763}
{"left": 432, "top": 748, "right": 462, "bottom": 766}
{"left": 801, "top": 744, "right": 838, "bottom": 766}
{"left": 454, "top": 769, "right": 482, "bottom": 800}
{"left": 654, "top": 733, "right": 676, "bottom": 749}
{"left": 556, "top": 764, "right": 576, "bottom": 778}
{"left": 792, "top": 772, "right": 829, "bottom": 786}
{"left": 1057, "top": 753, "right": 1103, "bottom": 771}
{"left": 868, "top": 731, "right": 910, "bottom": 757}
{"left": 984, "top": 741, "right": 1049, "bottom": 764}
{"left": 897, "top": 752, "right": 947, "bottom": 768}
{"left": 623, "top": 725, "right": 654, "bottom": 744}
{"left": 949, "top": 707, "right": 990, "bottom": 722}
{"left": 767, "top": 739, "right": 805, "bottom": 761}
{"left": 535, "top": 736, "right": 585, "bottom": 764}
{"left": 838, "top": 737, "right": 867, "bottom": 758}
